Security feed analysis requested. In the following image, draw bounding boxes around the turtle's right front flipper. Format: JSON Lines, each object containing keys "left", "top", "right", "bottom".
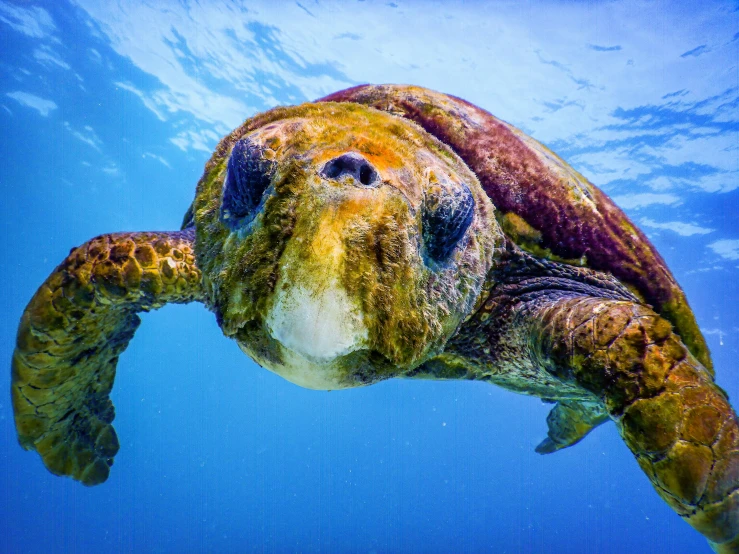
{"left": 12, "top": 230, "right": 203, "bottom": 485}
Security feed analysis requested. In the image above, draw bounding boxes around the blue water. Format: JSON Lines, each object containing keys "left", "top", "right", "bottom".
{"left": 1, "top": 1, "right": 737, "bottom": 552}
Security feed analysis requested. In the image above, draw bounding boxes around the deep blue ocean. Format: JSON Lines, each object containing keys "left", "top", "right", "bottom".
{"left": 1, "top": 1, "right": 737, "bottom": 552}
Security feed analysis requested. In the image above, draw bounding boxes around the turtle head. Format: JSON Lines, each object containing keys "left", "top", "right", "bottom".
{"left": 193, "top": 103, "right": 501, "bottom": 389}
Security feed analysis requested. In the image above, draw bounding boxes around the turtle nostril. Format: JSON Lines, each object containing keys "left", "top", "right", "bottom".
{"left": 359, "top": 163, "right": 373, "bottom": 186}
{"left": 322, "top": 152, "right": 379, "bottom": 187}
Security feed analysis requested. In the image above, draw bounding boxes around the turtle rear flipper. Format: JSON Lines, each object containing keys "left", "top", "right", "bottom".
{"left": 535, "top": 400, "right": 608, "bottom": 454}
{"left": 12, "top": 230, "right": 203, "bottom": 485}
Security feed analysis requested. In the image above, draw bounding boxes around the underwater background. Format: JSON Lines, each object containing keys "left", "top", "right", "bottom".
{"left": 1, "top": 1, "right": 737, "bottom": 552}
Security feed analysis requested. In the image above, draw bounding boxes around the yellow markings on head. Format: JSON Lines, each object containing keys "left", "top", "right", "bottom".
{"left": 309, "top": 192, "right": 386, "bottom": 263}
{"left": 264, "top": 111, "right": 457, "bottom": 206}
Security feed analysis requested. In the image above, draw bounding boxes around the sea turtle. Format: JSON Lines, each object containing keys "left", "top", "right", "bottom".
{"left": 12, "top": 84, "right": 738, "bottom": 552}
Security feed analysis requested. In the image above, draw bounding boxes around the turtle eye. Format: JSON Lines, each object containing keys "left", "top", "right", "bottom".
{"left": 221, "top": 138, "right": 275, "bottom": 228}
{"left": 422, "top": 182, "right": 475, "bottom": 264}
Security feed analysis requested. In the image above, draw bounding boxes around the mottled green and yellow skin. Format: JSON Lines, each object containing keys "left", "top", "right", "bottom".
{"left": 12, "top": 230, "right": 202, "bottom": 484}
{"left": 12, "top": 85, "right": 738, "bottom": 551}
{"left": 440, "top": 246, "right": 739, "bottom": 552}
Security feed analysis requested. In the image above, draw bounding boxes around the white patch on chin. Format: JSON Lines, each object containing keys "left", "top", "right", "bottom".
{"left": 237, "top": 342, "right": 354, "bottom": 390}
{"left": 266, "top": 280, "right": 368, "bottom": 363}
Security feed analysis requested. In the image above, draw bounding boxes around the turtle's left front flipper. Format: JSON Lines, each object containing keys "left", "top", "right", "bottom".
{"left": 12, "top": 230, "right": 203, "bottom": 485}
{"left": 519, "top": 295, "right": 739, "bottom": 552}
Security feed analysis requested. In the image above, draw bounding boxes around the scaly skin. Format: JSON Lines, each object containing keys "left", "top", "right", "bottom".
{"left": 12, "top": 230, "right": 203, "bottom": 485}
{"left": 431, "top": 246, "right": 739, "bottom": 552}
{"left": 534, "top": 296, "right": 739, "bottom": 552}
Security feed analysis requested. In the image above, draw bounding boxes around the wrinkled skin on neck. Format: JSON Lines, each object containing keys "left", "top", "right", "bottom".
{"left": 192, "top": 103, "right": 502, "bottom": 389}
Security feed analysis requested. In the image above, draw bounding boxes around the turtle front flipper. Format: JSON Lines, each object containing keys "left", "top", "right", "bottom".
{"left": 535, "top": 400, "right": 608, "bottom": 454}
{"left": 12, "top": 229, "right": 203, "bottom": 485}
{"left": 514, "top": 294, "right": 739, "bottom": 552}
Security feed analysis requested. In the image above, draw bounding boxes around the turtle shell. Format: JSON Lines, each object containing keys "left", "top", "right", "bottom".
{"left": 319, "top": 84, "right": 711, "bottom": 372}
